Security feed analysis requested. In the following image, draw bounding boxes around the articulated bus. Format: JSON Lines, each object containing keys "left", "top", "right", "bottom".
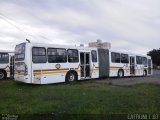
{"left": 109, "top": 50, "right": 152, "bottom": 78}
{"left": 0, "top": 50, "right": 14, "bottom": 80}
{"left": 14, "top": 42, "right": 152, "bottom": 84}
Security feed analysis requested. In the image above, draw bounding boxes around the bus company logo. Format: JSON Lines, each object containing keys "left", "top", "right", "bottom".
{"left": 55, "top": 64, "right": 61, "bottom": 69}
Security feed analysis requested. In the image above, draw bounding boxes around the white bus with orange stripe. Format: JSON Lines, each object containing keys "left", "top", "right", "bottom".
{"left": 14, "top": 42, "right": 152, "bottom": 84}
{"left": 14, "top": 42, "right": 99, "bottom": 84}
{"left": 0, "top": 50, "right": 14, "bottom": 80}
{"left": 109, "top": 50, "right": 152, "bottom": 78}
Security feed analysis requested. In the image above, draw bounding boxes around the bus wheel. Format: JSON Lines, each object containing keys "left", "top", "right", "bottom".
{"left": 0, "top": 71, "right": 5, "bottom": 80}
{"left": 65, "top": 71, "right": 77, "bottom": 82}
{"left": 143, "top": 70, "right": 147, "bottom": 77}
{"left": 118, "top": 70, "right": 124, "bottom": 78}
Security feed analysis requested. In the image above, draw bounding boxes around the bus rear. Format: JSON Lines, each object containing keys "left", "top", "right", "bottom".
{"left": 14, "top": 42, "right": 32, "bottom": 83}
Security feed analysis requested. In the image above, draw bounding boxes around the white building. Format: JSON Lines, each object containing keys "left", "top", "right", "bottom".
{"left": 88, "top": 40, "right": 111, "bottom": 49}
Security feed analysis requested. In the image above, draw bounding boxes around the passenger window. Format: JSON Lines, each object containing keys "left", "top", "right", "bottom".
{"left": 136, "top": 56, "right": 142, "bottom": 64}
{"left": 48, "top": 48, "right": 67, "bottom": 63}
{"left": 148, "top": 59, "right": 151, "bottom": 66}
{"left": 0, "top": 53, "right": 9, "bottom": 63}
{"left": 32, "top": 47, "right": 47, "bottom": 63}
{"left": 121, "top": 54, "right": 129, "bottom": 63}
{"left": 142, "top": 57, "right": 147, "bottom": 67}
{"left": 91, "top": 50, "right": 97, "bottom": 62}
{"left": 111, "top": 52, "right": 120, "bottom": 63}
{"left": 67, "top": 49, "right": 79, "bottom": 63}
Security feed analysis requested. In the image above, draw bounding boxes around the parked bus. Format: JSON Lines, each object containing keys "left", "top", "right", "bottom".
{"left": 0, "top": 50, "right": 14, "bottom": 80}
{"left": 14, "top": 42, "right": 152, "bottom": 84}
{"left": 109, "top": 50, "right": 152, "bottom": 77}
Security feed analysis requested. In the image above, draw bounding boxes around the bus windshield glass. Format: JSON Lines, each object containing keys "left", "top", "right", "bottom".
{"left": 15, "top": 43, "right": 25, "bottom": 61}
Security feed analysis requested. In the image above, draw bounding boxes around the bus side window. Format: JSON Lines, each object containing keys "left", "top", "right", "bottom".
{"left": 136, "top": 56, "right": 142, "bottom": 64}
{"left": 32, "top": 47, "right": 47, "bottom": 63}
{"left": 111, "top": 52, "right": 120, "bottom": 63}
{"left": 0, "top": 53, "right": 9, "bottom": 63}
{"left": 148, "top": 59, "right": 151, "bottom": 66}
{"left": 67, "top": 49, "right": 79, "bottom": 63}
{"left": 142, "top": 57, "right": 147, "bottom": 67}
{"left": 121, "top": 54, "right": 129, "bottom": 63}
{"left": 48, "top": 48, "right": 67, "bottom": 63}
{"left": 91, "top": 50, "right": 97, "bottom": 62}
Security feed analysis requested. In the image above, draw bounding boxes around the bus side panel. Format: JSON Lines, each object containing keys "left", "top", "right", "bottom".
{"left": 32, "top": 63, "right": 67, "bottom": 84}
{"left": 135, "top": 64, "right": 144, "bottom": 76}
{"left": 109, "top": 52, "right": 130, "bottom": 77}
{"left": 98, "top": 49, "right": 109, "bottom": 78}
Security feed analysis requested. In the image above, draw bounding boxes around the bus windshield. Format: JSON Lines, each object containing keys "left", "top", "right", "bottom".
{"left": 15, "top": 43, "right": 25, "bottom": 61}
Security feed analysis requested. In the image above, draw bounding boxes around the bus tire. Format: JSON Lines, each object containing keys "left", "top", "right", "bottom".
{"left": 143, "top": 70, "right": 147, "bottom": 77}
{"left": 118, "top": 69, "right": 124, "bottom": 78}
{"left": 65, "top": 71, "right": 78, "bottom": 82}
{"left": 0, "top": 70, "right": 6, "bottom": 80}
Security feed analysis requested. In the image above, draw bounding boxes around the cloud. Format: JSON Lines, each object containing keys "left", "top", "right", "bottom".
{"left": 0, "top": 0, "right": 159, "bottom": 55}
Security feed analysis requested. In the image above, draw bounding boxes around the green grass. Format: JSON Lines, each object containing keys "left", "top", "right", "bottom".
{"left": 0, "top": 79, "right": 160, "bottom": 119}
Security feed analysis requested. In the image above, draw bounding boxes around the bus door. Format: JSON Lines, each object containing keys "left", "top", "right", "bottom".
{"left": 80, "top": 52, "right": 90, "bottom": 78}
{"left": 130, "top": 56, "right": 135, "bottom": 75}
{"left": 10, "top": 56, "right": 14, "bottom": 78}
{"left": 148, "top": 59, "right": 152, "bottom": 75}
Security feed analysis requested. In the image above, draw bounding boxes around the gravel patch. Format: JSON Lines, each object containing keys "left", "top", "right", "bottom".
{"left": 110, "top": 69, "right": 160, "bottom": 86}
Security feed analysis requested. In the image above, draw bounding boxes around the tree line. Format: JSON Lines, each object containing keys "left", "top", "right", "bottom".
{"left": 147, "top": 48, "right": 160, "bottom": 67}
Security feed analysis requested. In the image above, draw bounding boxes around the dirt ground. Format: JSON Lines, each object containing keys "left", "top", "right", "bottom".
{"left": 91, "top": 69, "right": 160, "bottom": 86}
{"left": 109, "top": 69, "right": 160, "bottom": 86}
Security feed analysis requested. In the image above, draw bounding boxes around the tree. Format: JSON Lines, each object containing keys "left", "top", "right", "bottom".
{"left": 147, "top": 48, "right": 160, "bottom": 67}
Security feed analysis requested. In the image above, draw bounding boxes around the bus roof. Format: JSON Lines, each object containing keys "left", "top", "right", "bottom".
{"left": 17, "top": 42, "right": 151, "bottom": 58}
{"left": 109, "top": 49, "right": 150, "bottom": 57}
{"left": 23, "top": 42, "right": 98, "bottom": 50}
{"left": 0, "top": 50, "right": 14, "bottom": 53}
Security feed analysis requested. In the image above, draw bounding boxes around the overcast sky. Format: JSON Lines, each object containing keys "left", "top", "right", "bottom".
{"left": 0, "top": 0, "right": 160, "bottom": 55}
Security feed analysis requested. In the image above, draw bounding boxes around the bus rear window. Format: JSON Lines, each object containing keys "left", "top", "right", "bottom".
{"left": 0, "top": 53, "right": 9, "bottom": 63}
{"left": 15, "top": 43, "right": 25, "bottom": 61}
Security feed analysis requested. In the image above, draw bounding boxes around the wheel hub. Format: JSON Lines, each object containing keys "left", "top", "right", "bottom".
{"left": 119, "top": 72, "right": 122, "bottom": 77}
{"left": 69, "top": 74, "right": 74, "bottom": 81}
